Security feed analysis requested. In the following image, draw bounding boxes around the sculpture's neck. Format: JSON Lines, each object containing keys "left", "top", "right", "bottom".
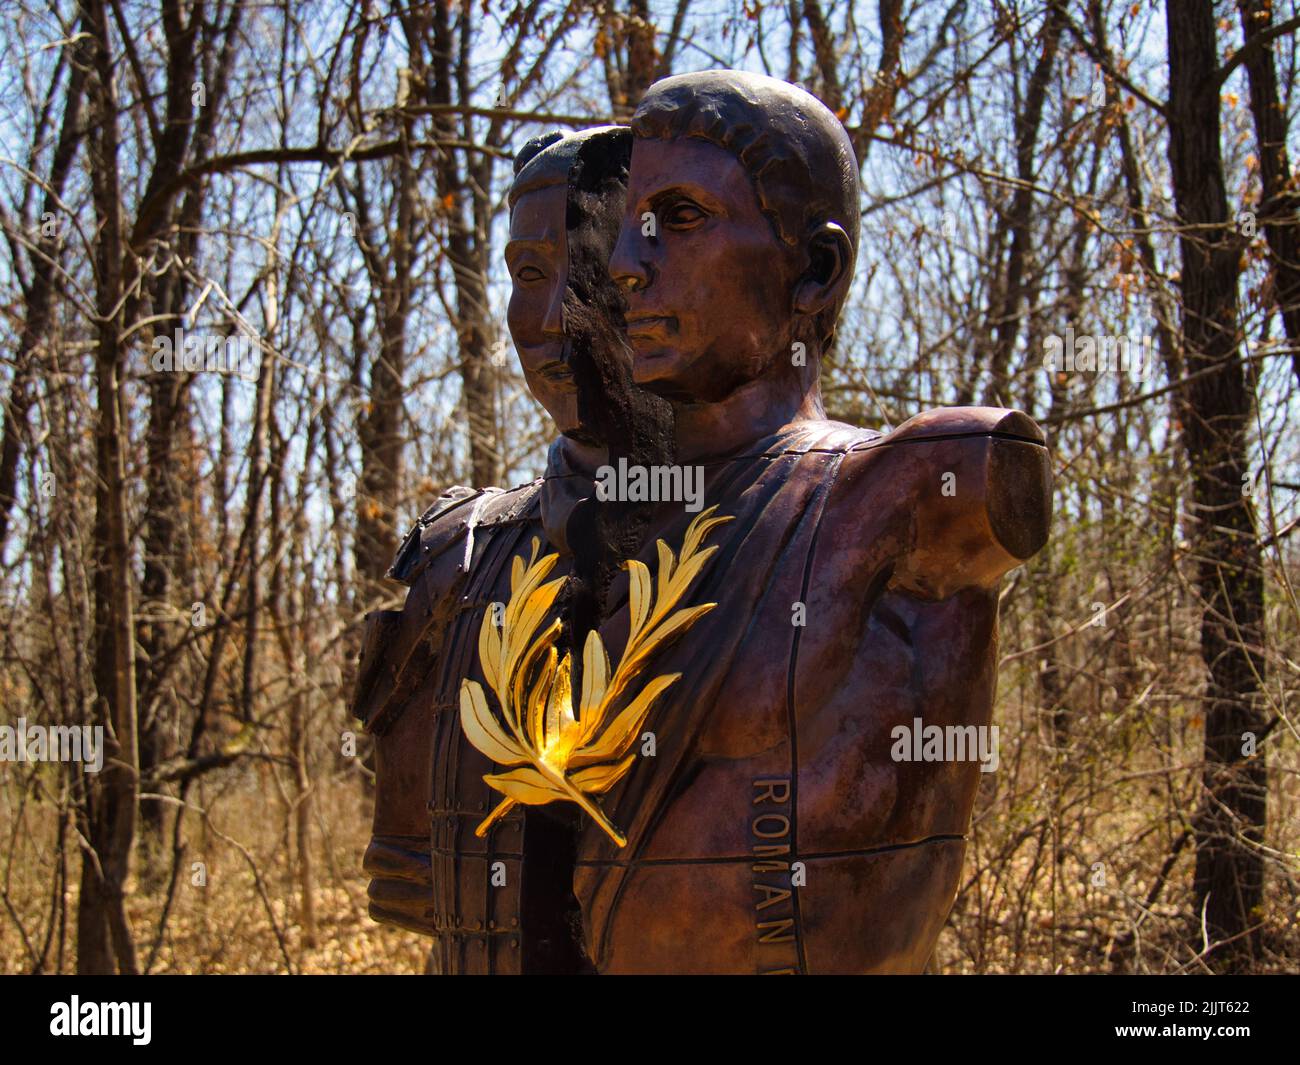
{"left": 670, "top": 374, "right": 825, "bottom": 462}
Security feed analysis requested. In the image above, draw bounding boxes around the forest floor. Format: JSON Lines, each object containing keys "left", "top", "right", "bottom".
{"left": 1, "top": 767, "right": 1295, "bottom": 973}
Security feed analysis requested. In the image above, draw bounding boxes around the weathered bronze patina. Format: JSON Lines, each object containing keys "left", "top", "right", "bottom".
{"left": 355, "top": 71, "right": 1052, "bottom": 974}
{"left": 352, "top": 126, "right": 666, "bottom": 973}
{"left": 558, "top": 70, "right": 1052, "bottom": 973}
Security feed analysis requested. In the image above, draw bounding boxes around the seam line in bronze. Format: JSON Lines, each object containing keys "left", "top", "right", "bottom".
{"left": 521, "top": 429, "right": 1042, "bottom": 483}
{"left": 431, "top": 848, "right": 523, "bottom": 859}
{"left": 848, "top": 429, "right": 1048, "bottom": 450}
{"left": 574, "top": 834, "right": 967, "bottom": 867}
{"left": 784, "top": 450, "right": 845, "bottom": 974}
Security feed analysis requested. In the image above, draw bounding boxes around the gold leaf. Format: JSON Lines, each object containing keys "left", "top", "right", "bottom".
{"left": 681, "top": 505, "right": 727, "bottom": 559}
{"left": 483, "top": 765, "right": 568, "bottom": 805}
{"left": 509, "top": 547, "right": 527, "bottom": 598}
{"left": 478, "top": 605, "right": 503, "bottom": 695}
{"left": 512, "top": 615, "right": 561, "bottom": 715}
{"left": 579, "top": 629, "right": 610, "bottom": 723}
{"left": 461, "top": 508, "right": 733, "bottom": 847}
{"left": 544, "top": 652, "right": 577, "bottom": 757}
{"left": 525, "top": 645, "right": 557, "bottom": 746}
{"left": 627, "top": 559, "right": 652, "bottom": 642}
{"left": 459, "top": 681, "right": 527, "bottom": 766}
{"left": 655, "top": 538, "right": 675, "bottom": 602}
{"left": 571, "top": 754, "right": 637, "bottom": 794}
{"left": 632, "top": 603, "right": 718, "bottom": 667}
{"left": 570, "top": 673, "right": 680, "bottom": 768}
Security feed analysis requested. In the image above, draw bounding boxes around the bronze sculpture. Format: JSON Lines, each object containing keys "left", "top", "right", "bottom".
{"left": 560, "top": 70, "right": 1053, "bottom": 974}
{"left": 353, "top": 125, "right": 671, "bottom": 972}
{"left": 354, "top": 71, "right": 1052, "bottom": 974}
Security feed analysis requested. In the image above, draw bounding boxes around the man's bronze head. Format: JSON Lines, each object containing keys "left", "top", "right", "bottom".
{"left": 609, "top": 69, "right": 860, "bottom": 404}
{"left": 507, "top": 126, "right": 640, "bottom": 445}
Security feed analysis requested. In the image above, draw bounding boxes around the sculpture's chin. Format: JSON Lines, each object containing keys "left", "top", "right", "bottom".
{"left": 559, "top": 425, "right": 600, "bottom": 446}
{"left": 535, "top": 392, "right": 580, "bottom": 440}
{"left": 631, "top": 353, "right": 698, "bottom": 403}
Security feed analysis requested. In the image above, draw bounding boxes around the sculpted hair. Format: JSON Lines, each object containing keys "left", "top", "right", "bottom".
{"left": 630, "top": 69, "right": 860, "bottom": 354}
{"left": 508, "top": 124, "right": 630, "bottom": 212}
{"left": 508, "top": 130, "right": 570, "bottom": 208}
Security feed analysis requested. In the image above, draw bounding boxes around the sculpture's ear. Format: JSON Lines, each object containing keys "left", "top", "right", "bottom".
{"left": 793, "top": 220, "right": 853, "bottom": 318}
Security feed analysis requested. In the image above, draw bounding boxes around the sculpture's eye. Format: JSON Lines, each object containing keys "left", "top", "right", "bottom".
{"left": 662, "top": 201, "right": 707, "bottom": 229}
{"left": 514, "top": 264, "right": 546, "bottom": 283}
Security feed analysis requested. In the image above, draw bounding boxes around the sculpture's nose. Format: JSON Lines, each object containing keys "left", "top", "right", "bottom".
{"left": 609, "top": 215, "right": 651, "bottom": 294}
{"left": 542, "top": 277, "right": 565, "bottom": 338}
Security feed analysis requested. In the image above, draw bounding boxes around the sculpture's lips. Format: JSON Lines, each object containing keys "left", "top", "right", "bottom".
{"left": 625, "top": 314, "right": 676, "bottom": 338}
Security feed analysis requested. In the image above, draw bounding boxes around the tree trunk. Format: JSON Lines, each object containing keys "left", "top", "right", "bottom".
{"left": 982, "top": 3, "right": 1065, "bottom": 405}
{"left": 78, "top": 0, "right": 139, "bottom": 975}
{"left": 1165, "top": 0, "right": 1267, "bottom": 970}
{"left": 1235, "top": 0, "right": 1300, "bottom": 389}
{"left": 0, "top": 48, "right": 86, "bottom": 553}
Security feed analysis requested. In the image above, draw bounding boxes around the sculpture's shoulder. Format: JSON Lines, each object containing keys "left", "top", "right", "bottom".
{"left": 825, "top": 406, "right": 1052, "bottom": 596}
{"left": 838, "top": 406, "right": 1049, "bottom": 497}
{"left": 388, "top": 485, "right": 484, "bottom": 586}
{"left": 351, "top": 479, "right": 543, "bottom": 733}
{"left": 774, "top": 418, "right": 880, "bottom": 455}
{"left": 857, "top": 405, "right": 1046, "bottom": 449}
{"left": 390, "top": 477, "right": 549, "bottom": 582}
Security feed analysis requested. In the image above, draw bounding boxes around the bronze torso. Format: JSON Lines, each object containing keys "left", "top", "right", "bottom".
{"left": 356, "top": 74, "right": 1055, "bottom": 972}
{"left": 356, "top": 482, "right": 550, "bottom": 973}
{"left": 355, "top": 448, "right": 610, "bottom": 973}
{"left": 571, "top": 408, "right": 1050, "bottom": 973}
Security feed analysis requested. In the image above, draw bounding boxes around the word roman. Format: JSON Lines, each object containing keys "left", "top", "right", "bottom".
{"left": 1042, "top": 327, "right": 1154, "bottom": 378}
{"left": 50, "top": 997, "right": 151, "bottom": 1045}
{"left": 890, "top": 717, "right": 999, "bottom": 773}
{"left": 0, "top": 717, "right": 103, "bottom": 772}
{"left": 594, "top": 459, "right": 705, "bottom": 513}
{"left": 751, "top": 777, "right": 800, "bottom": 974}
{"left": 151, "top": 328, "right": 258, "bottom": 378}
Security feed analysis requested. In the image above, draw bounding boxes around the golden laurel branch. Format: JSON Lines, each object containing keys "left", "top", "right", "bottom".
{"left": 458, "top": 506, "right": 733, "bottom": 847}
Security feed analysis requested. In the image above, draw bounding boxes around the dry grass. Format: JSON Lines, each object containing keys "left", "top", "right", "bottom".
{"left": 2, "top": 684, "right": 1296, "bottom": 973}
{"left": 1, "top": 769, "right": 426, "bottom": 974}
